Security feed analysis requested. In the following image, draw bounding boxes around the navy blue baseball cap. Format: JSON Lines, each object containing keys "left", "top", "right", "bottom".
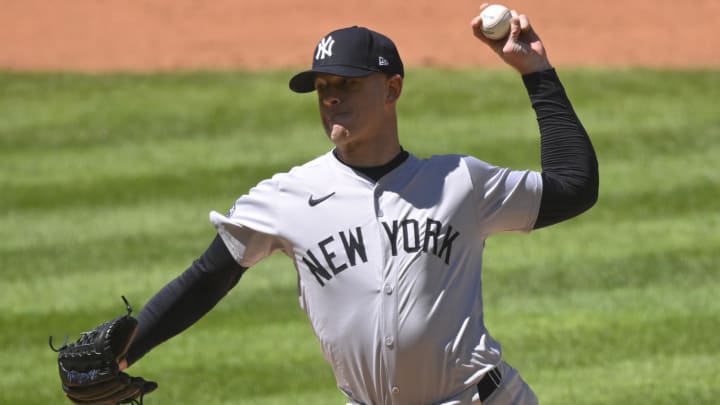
{"left": 289, "top": 26, "right": 404, "bottom": 93}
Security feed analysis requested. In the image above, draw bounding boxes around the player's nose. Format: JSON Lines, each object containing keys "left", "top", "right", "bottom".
{"left": 321, "top": 95, "right": 341, "bottom": 107}
{"left": 319, "top": 89, "right": 342, "bottom": 106}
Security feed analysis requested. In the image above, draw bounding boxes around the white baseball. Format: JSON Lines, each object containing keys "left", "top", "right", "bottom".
{"left": 480, "top": 4, "right": 512, "bottom": 40}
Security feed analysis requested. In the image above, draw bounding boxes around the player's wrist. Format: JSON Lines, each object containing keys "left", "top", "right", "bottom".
{"left": 516, "top": 61, "right": 553, "bottom": 75}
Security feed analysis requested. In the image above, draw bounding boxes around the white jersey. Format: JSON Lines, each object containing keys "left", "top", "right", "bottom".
{"left": 210, "top": 150, "right": 542, "bottom": 405}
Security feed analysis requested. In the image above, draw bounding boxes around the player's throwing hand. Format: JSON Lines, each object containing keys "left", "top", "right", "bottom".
{"left": 471, "top": 3, "right": 552, "bottom": 74}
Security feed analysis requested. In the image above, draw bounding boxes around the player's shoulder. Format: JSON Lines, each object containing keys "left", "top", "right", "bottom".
{"left": 284, "top": 152, "right": 334, "bottom": 177}
{"left": 417, "top": 154, "right": 507, "bottom": 188}
{"left": 263, "top": 151, "right": 335, "bottom": 188}
{"left": 231, "top": 152, "right": 333, "bottom": 209}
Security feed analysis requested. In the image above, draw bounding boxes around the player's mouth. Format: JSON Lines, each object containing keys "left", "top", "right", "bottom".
{"left": 330, "top": 110, "right": 351, "bottom": 119}
{"left": 326, "top": 111, "right": 352, "bottom": 126}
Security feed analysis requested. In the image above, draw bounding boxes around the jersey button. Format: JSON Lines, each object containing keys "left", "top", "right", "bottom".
{"left": 391, "top": 386, "right": 400, "bottom": 395}
{"left": 384, "top": 336, "right": 394, "bottom": 347}
{"left": 383, "top": 283, "right": 393, "bottom": 295}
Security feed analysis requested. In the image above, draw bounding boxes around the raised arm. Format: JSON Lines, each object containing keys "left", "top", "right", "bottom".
{"left": 471, "top": 4, "right": 599, "bottom": 228}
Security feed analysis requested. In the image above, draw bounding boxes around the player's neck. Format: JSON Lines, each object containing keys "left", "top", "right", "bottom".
{"left": 335, "top": 148, "right": 409, "bottom": 181}
{"left": 334, "top": 137, "right": 401, "bottom": 168}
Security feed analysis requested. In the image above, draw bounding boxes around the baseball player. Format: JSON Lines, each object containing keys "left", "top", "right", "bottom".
{"left": 72, "top": 5, "right": 598, "bottom": 405}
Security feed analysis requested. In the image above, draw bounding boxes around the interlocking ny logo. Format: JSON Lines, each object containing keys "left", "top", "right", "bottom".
{"left": 316, "top": 35, "right": 335, "bottom": 60}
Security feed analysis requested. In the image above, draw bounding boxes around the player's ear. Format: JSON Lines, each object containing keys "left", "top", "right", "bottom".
{"left": 385, "top": 74, "right": 403, "bottom": 103}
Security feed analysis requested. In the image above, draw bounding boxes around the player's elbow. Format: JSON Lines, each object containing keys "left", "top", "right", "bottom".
{"left": 576, "top": 168, "right": 599, "bottom": 214}
{"left": 534, "top": 168, "right": 598, "bottom": 229}
{"left": 584, "top": 160, "right": 600, "bottom": 211}
{"left": 568, "top": 167, "right": 599, "bottom": 216}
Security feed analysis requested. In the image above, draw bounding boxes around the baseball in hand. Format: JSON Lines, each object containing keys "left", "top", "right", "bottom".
{"left": 480, "top": 4, "right": 512, "bottom": 40}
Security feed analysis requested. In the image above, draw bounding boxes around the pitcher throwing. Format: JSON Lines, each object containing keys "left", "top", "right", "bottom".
{"left": 56, "top": 4, "right": 598, "bottom": 404}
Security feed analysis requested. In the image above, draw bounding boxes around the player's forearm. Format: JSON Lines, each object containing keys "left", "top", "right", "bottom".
{"left": 125, "top": 235, "right": 246, "bottom": 365}
{"left": 522, "top": 68, "right": 599, "bottom": 228}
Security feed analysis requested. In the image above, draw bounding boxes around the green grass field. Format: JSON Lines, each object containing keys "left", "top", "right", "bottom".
{"left": 1, "top": 68, "right": 718, "bottom": 404}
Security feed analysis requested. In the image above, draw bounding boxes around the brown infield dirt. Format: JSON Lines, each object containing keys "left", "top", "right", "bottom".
{"left": 1, "top": 0, "right": 718, "bottom": 72}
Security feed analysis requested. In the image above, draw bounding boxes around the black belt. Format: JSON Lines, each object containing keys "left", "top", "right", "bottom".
{"left": 476, "top": 366, "right": 502, "bottom": 402}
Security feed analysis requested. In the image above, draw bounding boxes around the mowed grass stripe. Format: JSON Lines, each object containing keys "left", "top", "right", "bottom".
{"left": 484, "top": 212, "right": 717, "bottom": 281}
{"left": 0, "top": 127, "right": 326, "bottom": 185}
{"left": 532, "top": 353, "right": 720, "bottom": 404}
{"left": 494, "top": 309, "right": 720, "bottom": 367}
{"left": 0, "top": 71, "right": 317, "bottom": 150}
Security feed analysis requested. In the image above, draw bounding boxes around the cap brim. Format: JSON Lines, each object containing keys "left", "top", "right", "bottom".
{"left": 289, "top": 66, "right": 377, "bottom": 93}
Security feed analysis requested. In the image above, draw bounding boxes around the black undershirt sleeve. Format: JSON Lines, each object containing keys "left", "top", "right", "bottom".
{"left": 125, "top": 235, "right": 246, "bottom": 366}
{"left": 523, "top": 69, "right": 599, "bottom": 229}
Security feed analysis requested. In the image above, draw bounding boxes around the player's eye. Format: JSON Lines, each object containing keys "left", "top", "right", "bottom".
{"left": 338, "top": 78, "right": 361, "bottom": 92}
{"left": 314, "top": 80, "right": 327, "bottom": 91}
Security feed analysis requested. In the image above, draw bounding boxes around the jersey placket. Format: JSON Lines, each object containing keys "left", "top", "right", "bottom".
{"left": 373, "top": 183, "right": 401, "bottom": 404}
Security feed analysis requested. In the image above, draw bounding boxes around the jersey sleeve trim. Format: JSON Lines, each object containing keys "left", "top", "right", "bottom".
{"left": 209, "top": 211, "right": 283, "bottom": 268}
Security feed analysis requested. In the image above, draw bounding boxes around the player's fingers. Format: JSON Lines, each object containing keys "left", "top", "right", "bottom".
{"left": 471, "top": 3, "right": 491, "bottom": 31}
{"left": 509, "top": 9, "right": 534, "bottom": 36}
{"left": 471, "top": 3, "right": 490, "bottom": 29}
{"left": 518, "top": 14, "right": 531, "bottom": 32}
{"left": 470, "top": 14, "right": 483, "bottom": 30}
{"left": 508, "top": 11, "right": 522, "bottom": 41}
{"left": 470, "top": 14, "right": 497, "bottom": 46}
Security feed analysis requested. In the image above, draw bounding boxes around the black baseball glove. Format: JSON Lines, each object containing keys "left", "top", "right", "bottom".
{"left": 50, "top": 296, "right": 157, "bottom": 405}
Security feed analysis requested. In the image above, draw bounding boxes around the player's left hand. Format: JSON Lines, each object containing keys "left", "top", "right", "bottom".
{"left": 471, "top": 3, "right": 552, "bottom": 75}
{"left": 50, "top": 296, "right": 158, "bottom": 404}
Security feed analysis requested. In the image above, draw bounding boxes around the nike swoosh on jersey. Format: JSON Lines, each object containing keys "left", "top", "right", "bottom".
{"left": 308, "top": 192, "right": 336, "bottom": 207}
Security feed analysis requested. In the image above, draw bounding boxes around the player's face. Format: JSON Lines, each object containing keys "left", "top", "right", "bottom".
{"left": 314, "top": 73, "right": 396, "bottom": 146}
